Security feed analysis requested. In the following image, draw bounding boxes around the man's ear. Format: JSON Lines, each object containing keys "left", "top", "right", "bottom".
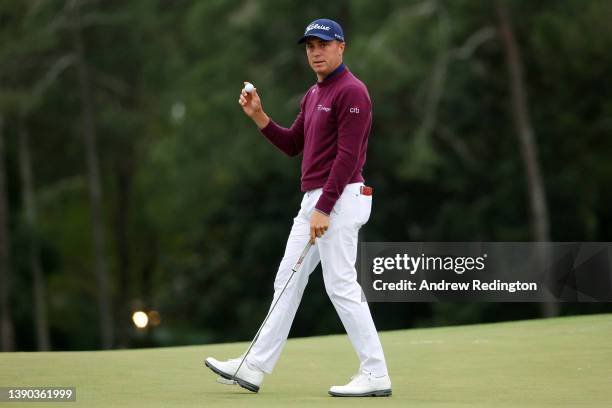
{"left": 338, "top": 41, "right": 345, "bottom": 54}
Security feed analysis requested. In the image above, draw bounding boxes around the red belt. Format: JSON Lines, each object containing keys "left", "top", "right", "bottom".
{"left": 360, "top": 185, "right": 373, "bottom": 196}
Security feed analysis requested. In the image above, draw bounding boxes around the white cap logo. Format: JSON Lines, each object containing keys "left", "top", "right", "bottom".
{"left": 305, "top": 23, "right": 331, "bottom": 34}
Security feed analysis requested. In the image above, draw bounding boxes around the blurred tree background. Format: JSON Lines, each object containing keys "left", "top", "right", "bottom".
{"left": 0, "top": 0, "right": 611, "bottom": 351}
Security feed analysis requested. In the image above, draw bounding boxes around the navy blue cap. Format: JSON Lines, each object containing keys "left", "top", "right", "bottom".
{"left": 298, "top": 18, "right": 345, "bottom": 44}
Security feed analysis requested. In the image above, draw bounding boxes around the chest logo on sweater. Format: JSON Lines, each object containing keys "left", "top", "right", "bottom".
{"left": 316, "top": 104, "right": 331, "bottom": 112}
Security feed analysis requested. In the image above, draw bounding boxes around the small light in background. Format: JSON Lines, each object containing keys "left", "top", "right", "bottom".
{"left": 170, "top": 101, "right": 186, "bottom": 123}
{"left": 132, "top": 311, "right": 149, "bottom": 329}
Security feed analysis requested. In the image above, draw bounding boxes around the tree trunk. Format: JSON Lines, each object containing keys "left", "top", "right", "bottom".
{"left": 0, "top": 114, "right": 15, "bottom": 351}
{"left": 496, "top": 0, "right": 558, "bottom": 317}
{"left": 142, "top": 231, "right": 157, "bottom": 308}
{"left": 18, "top": 121, "right": 50, "bottom": 350}
{"left": 71, "top": 0, "right": 114, "bottom": 348}
{"left": 114, "top": 154, "right": 132, "bottom": 348}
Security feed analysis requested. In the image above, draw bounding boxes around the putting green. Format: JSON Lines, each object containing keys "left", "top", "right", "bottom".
{"left": 1, "top": 313, "right": 611, "bottom": 407}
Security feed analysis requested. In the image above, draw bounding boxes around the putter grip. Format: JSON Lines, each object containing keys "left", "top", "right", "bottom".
{"left": 292, "top": 242, "right": 312, "bottom": 272}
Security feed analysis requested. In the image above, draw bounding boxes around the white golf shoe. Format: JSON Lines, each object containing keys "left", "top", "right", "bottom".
{"left": 204, "top": 356, "right": 264, "bottom": 393}
{"left": 329, "top": 371, "right": 392, "bottom": 397}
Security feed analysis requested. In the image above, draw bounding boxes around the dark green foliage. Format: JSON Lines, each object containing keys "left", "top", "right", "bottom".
{"left": 1, "top": 0, "right": 611, "bottom": 350}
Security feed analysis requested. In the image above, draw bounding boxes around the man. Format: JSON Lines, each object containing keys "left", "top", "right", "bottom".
{"left": 205, "top": 18, "right": 391, "bottom": 397}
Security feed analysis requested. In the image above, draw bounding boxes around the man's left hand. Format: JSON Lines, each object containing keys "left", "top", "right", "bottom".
{"left": 310, "top": 210, "right": 329, "bottom": 243}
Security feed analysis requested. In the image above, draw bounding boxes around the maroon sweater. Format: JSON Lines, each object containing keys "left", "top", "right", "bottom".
{"left": 260, "top": 66, "right": 372, "bottom": 215}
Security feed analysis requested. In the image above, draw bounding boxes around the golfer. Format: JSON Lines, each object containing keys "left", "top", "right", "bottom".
{"left": 206, "top": 18, "right": 391, "bottom": 397}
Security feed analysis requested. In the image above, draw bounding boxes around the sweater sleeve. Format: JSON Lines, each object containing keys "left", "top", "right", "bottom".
{"left": 259, "top": 96, "right": 306, "bottom": 157}
{"left": 315, "top": 86, "right": 371, "bottom": 215}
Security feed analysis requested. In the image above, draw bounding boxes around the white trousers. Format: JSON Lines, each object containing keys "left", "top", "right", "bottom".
{"left": 246, "top": 182, "right": 388, "bottom": 377}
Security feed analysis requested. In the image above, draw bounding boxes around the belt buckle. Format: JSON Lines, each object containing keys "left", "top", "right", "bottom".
{"left": 360, "top": 185, "right": 373, "bottom": 196}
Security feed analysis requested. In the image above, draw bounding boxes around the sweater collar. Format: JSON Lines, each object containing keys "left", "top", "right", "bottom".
{"left": 316, "top": 63, "right": 347, "bottom": 87}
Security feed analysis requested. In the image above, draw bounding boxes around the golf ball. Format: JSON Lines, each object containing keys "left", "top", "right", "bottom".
{"left": 244, "top": 82, "right": 254, "bottom": 93}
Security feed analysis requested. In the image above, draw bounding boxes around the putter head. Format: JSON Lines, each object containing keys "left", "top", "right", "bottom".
{"left": 216, "top": 377, "right": 237, "bottom": 385}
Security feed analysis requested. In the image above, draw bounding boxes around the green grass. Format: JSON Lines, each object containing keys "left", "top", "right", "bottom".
{"left": 1, "top": 313, "right": 611, "bottom": 407}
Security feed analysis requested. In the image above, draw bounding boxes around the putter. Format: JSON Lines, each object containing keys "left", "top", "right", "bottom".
{"left": 214, "top": 240, "right": 313, "bottom": 388}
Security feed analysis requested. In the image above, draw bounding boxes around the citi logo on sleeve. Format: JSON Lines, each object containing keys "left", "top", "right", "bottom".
{"left": 349, "top": 107, "right": 360, "bottom": 114}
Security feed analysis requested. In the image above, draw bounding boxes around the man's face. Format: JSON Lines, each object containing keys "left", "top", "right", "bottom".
{"left": 305, "top": 38, "right": 345, "bottom": 78}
